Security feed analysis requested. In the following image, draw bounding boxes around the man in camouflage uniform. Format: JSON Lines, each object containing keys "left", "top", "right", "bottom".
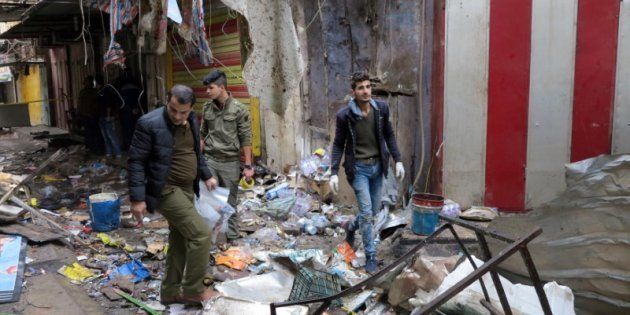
{"left": 200, "top": 70, "right": 253, "bottom": 241}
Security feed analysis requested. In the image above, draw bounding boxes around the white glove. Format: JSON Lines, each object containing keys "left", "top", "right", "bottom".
{"left": 329, "top": 175, "right": 339, "bottom": 194}
{"left": 395, "top": 162, "right": 405, "bottom": 181}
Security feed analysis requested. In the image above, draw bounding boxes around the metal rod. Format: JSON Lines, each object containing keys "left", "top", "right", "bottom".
{"left": 519, "top": 246, "right": 552, "bottom": 315}
{"left": 439, "top": 214, "right": 515, "bottom": 243}
{"left": 446, "top": 224, "right": 491, "bottom": 302}
{"left": 313, "top": 301, "right": 331, "bottom": 315}
{"left": 416, "top": 228, "right": 542, "bottom": 314}
{"left": 270, "top": 224, "right": 452, "bottom": 312}
{"left": 273, "top": 220, "right": 549, "bottom": 315}
{"left": 399, "top": 237, "right": 478, "bottom": 246}
{"left": 476, "top": 232, "right": 513, "bottom": 315}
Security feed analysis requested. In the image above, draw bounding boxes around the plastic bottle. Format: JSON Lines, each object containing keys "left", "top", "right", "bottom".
{"left": 265, "top": 182, "right": 290, "bottom": 200}
{"left": 304, "top": 224, "right": 318, "bottom": 235}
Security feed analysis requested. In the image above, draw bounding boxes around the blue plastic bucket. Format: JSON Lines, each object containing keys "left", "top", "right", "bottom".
{"left": 88, "top": 193, "right": 120, "bottom": 232}
{"left": 411, "top": 205, "right": 440, "bottom": 235}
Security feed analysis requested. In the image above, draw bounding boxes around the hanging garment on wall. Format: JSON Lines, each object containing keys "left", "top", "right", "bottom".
{"left": 92, "top": 0, "right": 139, "bottom": 68}
{"left": 155, "top": 0, "right": 169, "bottom": 55}
{"left": 177, "top": 0, "right": 212, "bottom": 65}
{"left": 103, "top": 41, "right": 126, "bottom": 68}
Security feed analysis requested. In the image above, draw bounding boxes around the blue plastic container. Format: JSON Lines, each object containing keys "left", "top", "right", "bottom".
{"left": 411, "top": 205, "right": 440, "bottom": 235}
{"left": 88, "top": 193, "right": 120, "bottom": 232}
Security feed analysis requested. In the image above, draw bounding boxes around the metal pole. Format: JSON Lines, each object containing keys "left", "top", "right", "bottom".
{"left": 476, "top": 232, "right": 513, "bottom": 315}
{"left": 519, "top": 246, "right": 552, "bottom": 315}
{"left": 446, "top": 224, "right": 491, "bottom": 302}
{"left": 415, "top": 228, "right": 542, "bottom": 314}
{"left": 270, "top": 224, "right": 451, "bottom": 311}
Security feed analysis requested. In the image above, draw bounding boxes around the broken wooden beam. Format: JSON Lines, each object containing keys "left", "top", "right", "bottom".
{"left": 0, "top": 148, "right": 66, "bottom": 206}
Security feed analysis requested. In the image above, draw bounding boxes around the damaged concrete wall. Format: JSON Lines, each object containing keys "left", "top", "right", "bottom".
{"left": 298, "top": 0, "right": 434, "bottom": 201}
{"left": 222, "top": 0, "right": 305, "bottom": 116}
{"left": 221, "top": 0, "right": 433, "bottom": 198}
{"left": 222, "top": 0, "right": 307, "bottom": 171}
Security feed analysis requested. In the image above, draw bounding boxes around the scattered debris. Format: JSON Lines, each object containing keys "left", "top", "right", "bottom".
{"left": 114, "top": 288, "right": 162, "bottom": 315}
{"left": 58, "top": 262, "right": 97, "bottom": 284}
{"left": 459, "top": 206, "right": 498, "bottom": 221}
{"left": 0, "top": 132, "right": 582, "bottom": 314}
{"left": 215, "top": 247, "right": 256, "bottom": 271}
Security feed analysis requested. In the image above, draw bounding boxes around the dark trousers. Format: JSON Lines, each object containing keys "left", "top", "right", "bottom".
{"left": 81, "top": 115, "right": 102, "bottom": 154}
{"left": 120, "top": 112, "right": 138, "bottom": 151}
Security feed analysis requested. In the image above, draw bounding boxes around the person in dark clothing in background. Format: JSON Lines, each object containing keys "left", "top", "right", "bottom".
{"left": 77, "top": 75, "right": 103, "bottom": 154}
{"left": 96, "top": 75, "right": 122, "bottom": 158}
{"left": 118, "top": 72, "right": 144, "bottom": 151}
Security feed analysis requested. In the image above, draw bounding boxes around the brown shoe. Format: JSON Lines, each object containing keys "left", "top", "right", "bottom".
{"left": 160, "top": 294, "right": 183, "bottom": 305}
{"left": 180, "top": 288, "right": 219, "bottom": 305}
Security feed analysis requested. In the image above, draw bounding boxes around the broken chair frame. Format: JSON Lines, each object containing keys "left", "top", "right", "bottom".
{"left": 270, "top": 214, "right": 552, "bottom": 315}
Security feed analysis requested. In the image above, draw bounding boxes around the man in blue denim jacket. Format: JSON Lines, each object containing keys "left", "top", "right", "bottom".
{"left": 329, "top": 71, "right": 405, "bottom": 273}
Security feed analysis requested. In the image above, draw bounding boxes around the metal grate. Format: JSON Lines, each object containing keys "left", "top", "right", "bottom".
{"left": 288, "top": 267, "right": 341, "bottom": 302}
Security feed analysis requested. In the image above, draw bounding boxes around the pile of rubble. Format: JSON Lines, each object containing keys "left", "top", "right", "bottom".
{"left": 0, "top": 130, "right": 578, "bottom": 314}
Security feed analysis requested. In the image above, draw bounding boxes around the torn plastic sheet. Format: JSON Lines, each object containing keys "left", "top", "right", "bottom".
{"left": 58, "top": 262, "right": 96, "bottom": 284}
{"left": 214, "top": 270, "right": 295, "bottom": 303}
{"left": 341, "top": 290, "right": 374, "bottom": 312}
{"left": 203, "top": 296, "right": 307, "bottom": 315}
{"left": 328, "top": 261, "right": 368, "bottom": 287}
{"left": 215, "top": 247, "right": 256, "bottom": 271}
{"left": 269, "top": 249, "right": 329, "bottom": 269}
{"left": 488, "top": 154, "right": 630, "bottom": 313}
{"left": 434, "top": 255, "right": 575, "bottom": 315}
{"left": 195, "top": 184, "right": 235, "bottom": 242}
{"left": 108, "top": 259, "right": 150, "bottom": 283}
{"left": 381, "top": 170, "right": 399, "bottom": 206}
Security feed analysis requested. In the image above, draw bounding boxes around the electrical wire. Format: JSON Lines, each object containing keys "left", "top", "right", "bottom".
{"left": 136, "top": 0, "right": 145, "bottom": 114}
{"left": 73, "top": 0, "right": 88, "bottom": 65}
{"left": 169, "top": 33, "right": 200, "bottom": 82}
{"left": 304, "top": 0, "right": 326, "bottom": 32}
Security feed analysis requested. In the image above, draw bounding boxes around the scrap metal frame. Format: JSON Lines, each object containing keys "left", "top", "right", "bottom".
{"left": 270, "top": 214, "right": 552, "bottom": 315}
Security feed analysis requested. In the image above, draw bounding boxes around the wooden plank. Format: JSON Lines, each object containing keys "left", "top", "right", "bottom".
{"left": 443, "top": 0, "right": 489, "bottom": 208}
{"left": 485, "top": 0, "right": 532, "bottom": 211}
{"left": 250, "top": 97, "right": 262, "bottom": 156}
{"left": 612, "top": 0, "right": 630, "bottom": 154}
{"left": 525, "top": 0, "right": 578, "bottom": 208}
{"left": 570, "top": 0, "right": 620, "bottom": 161}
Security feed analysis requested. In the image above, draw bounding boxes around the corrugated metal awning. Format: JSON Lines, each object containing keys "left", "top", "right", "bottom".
{"left": 0, "top": 0, "right": 104, "bottom": 43}
{"left": 0, "top": 0, "right": 38, "bottom": 22}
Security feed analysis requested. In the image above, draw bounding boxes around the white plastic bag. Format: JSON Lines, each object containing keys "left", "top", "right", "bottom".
{"left": 194, "top": 182, "right": 236, "bottom": 242}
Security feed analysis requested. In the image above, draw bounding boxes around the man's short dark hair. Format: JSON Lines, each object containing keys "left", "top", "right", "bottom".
{"left": 203, "top": 70, "right": 227, "bottom": 88}
{"left": 84, "top": 75, "right": 94, "bottom": 85}
{"left": 94, "top": 74, "right": 104, "bottom": 86}
{"left": 350, "top": 71, "right": 371, "bottom": 90}
{"left": 167, "top": 84, "right": 196, "bottom": 106}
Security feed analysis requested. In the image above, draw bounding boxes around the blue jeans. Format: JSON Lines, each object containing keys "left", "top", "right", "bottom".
{"left": 349, "top": 161, "right": 383, "bottom": 257}
{"left": 99, "top": 117, "right": 121, "bottom": 156}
